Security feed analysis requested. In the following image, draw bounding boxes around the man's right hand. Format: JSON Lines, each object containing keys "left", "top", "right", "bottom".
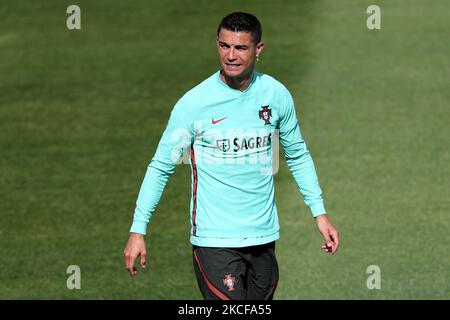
{"left": 123, "top": 233, "right": 147, "bottom": 277}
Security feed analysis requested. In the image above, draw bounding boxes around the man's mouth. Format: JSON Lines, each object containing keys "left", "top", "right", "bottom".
{"left": 225, "top": 63, "right": 241, "bottom": 67}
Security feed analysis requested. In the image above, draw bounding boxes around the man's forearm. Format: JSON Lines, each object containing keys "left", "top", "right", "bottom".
{"left": 130, "top": 160, "right": 175, "bottom": 234}
{"left": 285, "top": 147, "right": 325, "bottom": 217}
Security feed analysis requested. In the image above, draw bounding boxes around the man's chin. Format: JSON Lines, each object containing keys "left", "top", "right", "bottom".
{"left": 221, "top": 67, "right": 250, "bottom": 79}
{"left": 222, "top": 69, "right": 243, "bottom": 78}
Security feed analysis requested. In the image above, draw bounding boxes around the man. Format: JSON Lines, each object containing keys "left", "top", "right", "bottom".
{"left": 124, "top": 12, "right": 339, "bottom": 300}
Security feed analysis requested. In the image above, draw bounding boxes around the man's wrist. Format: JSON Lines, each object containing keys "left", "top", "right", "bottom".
{"left": 130, "top": 232, "right": 145, "bottom": 238}
{"left": 314, "top": 213, "right": 328, "bottom": 221}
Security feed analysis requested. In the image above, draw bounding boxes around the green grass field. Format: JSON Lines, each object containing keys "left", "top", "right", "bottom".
{"left": 1, "top": 0, "right": 449, "bottom": 299}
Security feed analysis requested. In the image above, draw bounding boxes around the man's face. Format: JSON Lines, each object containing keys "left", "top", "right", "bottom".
{"left": 217, "top": 28, "right": 264, "bottom": 78}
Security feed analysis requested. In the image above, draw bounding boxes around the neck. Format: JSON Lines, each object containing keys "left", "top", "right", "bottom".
{"left": 220, "top": 69, "right": 254, "bottom": 92}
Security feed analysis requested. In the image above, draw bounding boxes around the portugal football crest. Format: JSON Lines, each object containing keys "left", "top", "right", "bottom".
{"left": 259, "top": 105, "right": 272, "bottom": 125}
{"left": 223, "top": 274, "right": 237, "bottom": 291}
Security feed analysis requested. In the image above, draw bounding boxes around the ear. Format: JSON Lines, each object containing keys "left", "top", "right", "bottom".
{"left": 256, "top": 41, "right": 264, "bottom": 56}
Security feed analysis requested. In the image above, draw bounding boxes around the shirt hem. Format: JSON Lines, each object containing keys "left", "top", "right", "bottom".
{"left": 189, "top": 231, "right": 280, "bottom": 248}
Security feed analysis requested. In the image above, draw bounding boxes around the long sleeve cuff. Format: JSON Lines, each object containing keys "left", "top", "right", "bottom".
{"left": 310, "top": 202, "right": 326, "bottom": 217}
{"left": 130, "top": 220, "right": 148, "bottom": 235}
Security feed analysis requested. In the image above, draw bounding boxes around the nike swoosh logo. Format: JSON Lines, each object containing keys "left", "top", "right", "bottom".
{"left": 211, "top": 117, "right": 227, "bottom": 124}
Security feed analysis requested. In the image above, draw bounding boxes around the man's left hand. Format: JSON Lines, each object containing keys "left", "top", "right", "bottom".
{"left": 315, "top": 214, "right": 340, "bottom": 254}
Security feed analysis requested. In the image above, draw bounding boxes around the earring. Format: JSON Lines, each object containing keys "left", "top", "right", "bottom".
{"left": 256, "top": 55, "right": 260, "bottom": 62}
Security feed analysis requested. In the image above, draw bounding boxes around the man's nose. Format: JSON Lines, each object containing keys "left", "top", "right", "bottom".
{"left": 226, "top": 48, "right": 237, "bottom": 61}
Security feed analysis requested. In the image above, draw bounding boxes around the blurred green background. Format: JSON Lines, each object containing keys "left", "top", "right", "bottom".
{"left": 0, "top": 0, "right": 449, "bottom": 299}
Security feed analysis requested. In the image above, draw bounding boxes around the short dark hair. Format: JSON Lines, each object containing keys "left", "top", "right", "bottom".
{"left": 217, "top": 12, "right": 262, "bottom": 43}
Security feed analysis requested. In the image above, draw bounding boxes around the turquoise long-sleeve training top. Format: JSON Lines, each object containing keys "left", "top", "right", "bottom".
{"left": 130, "top": 70, "right": 326, "bottom": 247}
